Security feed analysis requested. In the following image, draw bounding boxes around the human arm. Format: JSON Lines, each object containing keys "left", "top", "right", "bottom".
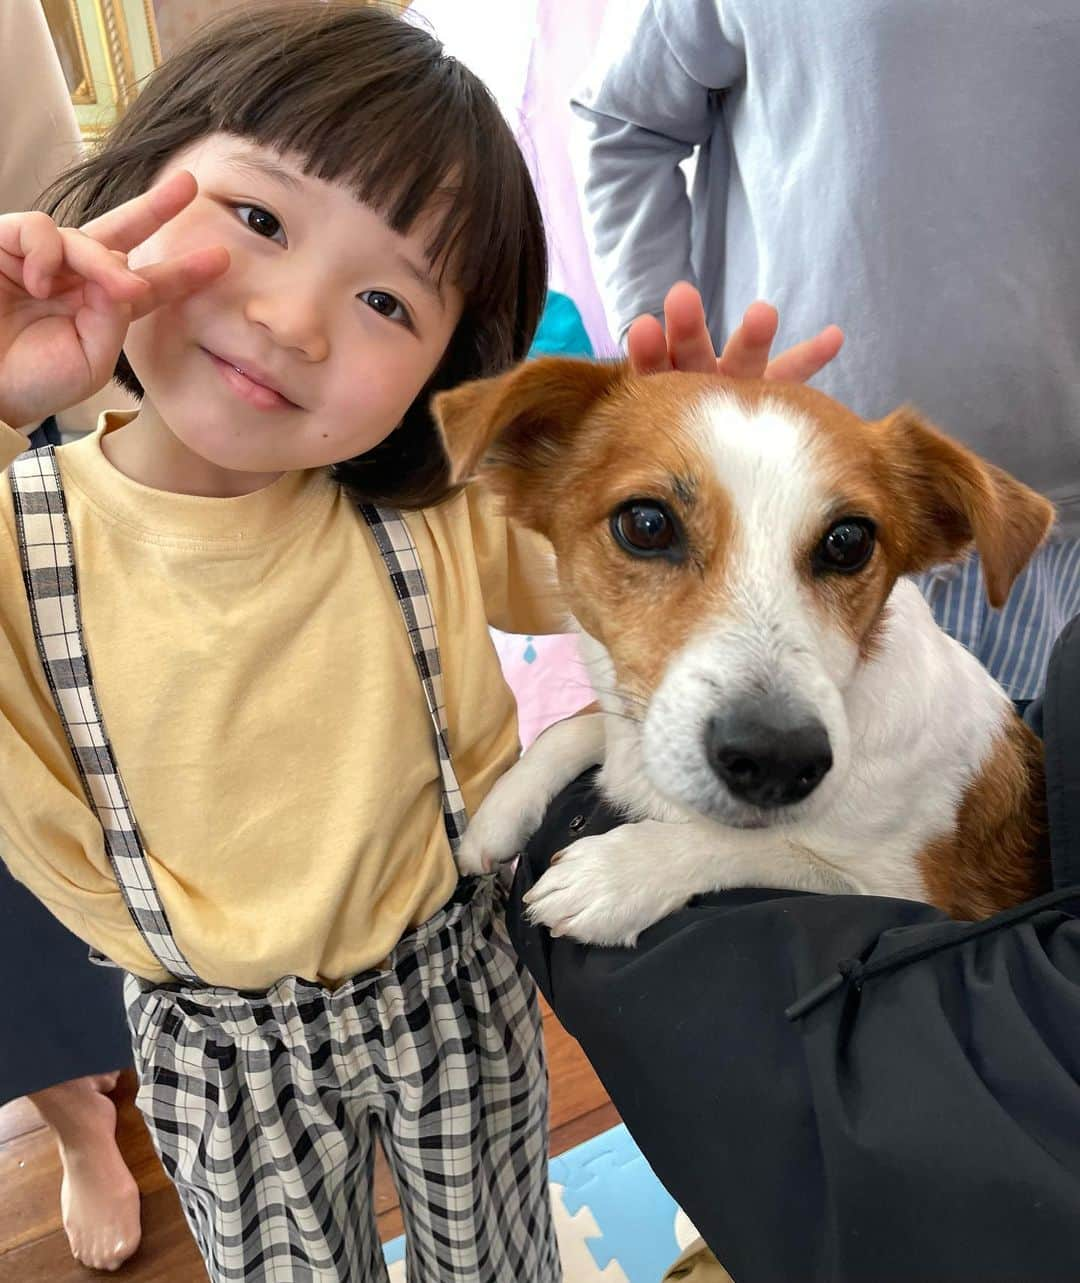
{"left": 571, "top": 0, "right": 741, "bottom": 346}
{"left": 0, "top": 0, "right": 83, "bottom": 217}
{"left": 0, "top": 174, "right": 229, "bottom": 975}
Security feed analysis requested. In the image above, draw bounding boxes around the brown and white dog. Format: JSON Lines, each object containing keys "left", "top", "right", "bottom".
{"left": 433, "top": 359, "right": 1054, "bottom": 946}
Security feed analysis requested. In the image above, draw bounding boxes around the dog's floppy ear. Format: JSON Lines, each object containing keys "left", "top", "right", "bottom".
{"left": 880, "top": 408, "right": 1055, "bottom": 607}
{"left": 431, "top": 357, "right": 626, "bottom": 524}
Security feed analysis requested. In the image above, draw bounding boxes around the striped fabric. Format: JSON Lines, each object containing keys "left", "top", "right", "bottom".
{"left": 914, "top": 539, "right": 1080, "bottom": 701}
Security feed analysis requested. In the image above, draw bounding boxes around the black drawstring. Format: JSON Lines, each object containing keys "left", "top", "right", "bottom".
{"left": 785, "top": 883, "right": 1080, "bottom": 1022}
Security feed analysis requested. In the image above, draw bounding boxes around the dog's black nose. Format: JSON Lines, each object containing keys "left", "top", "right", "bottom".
{"left": 706, "top": 701, "right": 833, "bottom": 808}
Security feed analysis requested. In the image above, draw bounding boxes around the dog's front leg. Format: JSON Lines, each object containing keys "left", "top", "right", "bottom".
{"left": 456, "top": 712, "right": 607, "bottom": 874}
{"left": 523, "top": 820, "right": 856, "bottom": 947}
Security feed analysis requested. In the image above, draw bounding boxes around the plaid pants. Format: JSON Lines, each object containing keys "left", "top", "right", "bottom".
{"left": 126, "top": 878, "right": 560, "bottom": 1282}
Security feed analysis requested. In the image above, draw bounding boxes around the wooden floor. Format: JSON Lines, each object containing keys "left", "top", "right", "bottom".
{"left": 0, "top": 998, "right": 617, "bottom": 1281}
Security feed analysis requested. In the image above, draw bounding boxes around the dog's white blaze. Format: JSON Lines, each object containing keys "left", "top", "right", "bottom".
{"left": 642, "top": 393, "right": 858, "bottom": 826}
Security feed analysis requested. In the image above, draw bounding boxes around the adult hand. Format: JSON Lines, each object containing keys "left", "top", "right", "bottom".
{"left": 627, "top": 280, "right": 844, "bottom": 384}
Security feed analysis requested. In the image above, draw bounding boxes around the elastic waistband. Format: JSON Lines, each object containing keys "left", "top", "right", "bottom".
{"left": 126, "top": 875, "right": 498, "bottom": 1039}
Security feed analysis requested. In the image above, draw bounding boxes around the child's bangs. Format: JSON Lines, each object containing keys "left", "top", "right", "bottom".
{"left": 209, "top": 40, "right": 511, "bottom": 300}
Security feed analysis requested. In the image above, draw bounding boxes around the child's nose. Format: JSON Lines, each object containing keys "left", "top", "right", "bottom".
{"left": 245, "top": 285, "right": 329, "bottom": 362}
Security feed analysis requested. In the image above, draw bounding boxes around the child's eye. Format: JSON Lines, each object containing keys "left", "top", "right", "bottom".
{"left": 234, "top": 204, "right": 286, "bottom": 245}
{"left": 359, "top": 290, "right": 412, "bottom": 328}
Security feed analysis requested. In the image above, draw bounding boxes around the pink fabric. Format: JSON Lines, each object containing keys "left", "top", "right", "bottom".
{"left": 490, "top": 632, "right": 594, "bottom": 748}
{"left": 408, "top": 0, "right": 614, "bottom": 355}
{"left": 517, "top": 0, "right": 615, "bottom": 354}
{"left": 399, "top": 1, "right": 609, "bottom": 740}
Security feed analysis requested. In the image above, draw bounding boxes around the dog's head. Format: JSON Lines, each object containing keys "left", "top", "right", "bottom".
{"left": 433, "top": 359, "right": 1054, "bottom": 828}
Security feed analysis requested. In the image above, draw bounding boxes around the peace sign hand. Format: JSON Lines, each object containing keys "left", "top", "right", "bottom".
{"left": 0, "top": 170, "right": 228, "bottom": 431}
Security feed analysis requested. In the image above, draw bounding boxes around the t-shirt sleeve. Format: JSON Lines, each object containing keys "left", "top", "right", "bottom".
{"left": 466, "top": 484, "right": 568, "bottom": 636}
{"left": 0, "top": 421, "right": 28, "bottom": 471}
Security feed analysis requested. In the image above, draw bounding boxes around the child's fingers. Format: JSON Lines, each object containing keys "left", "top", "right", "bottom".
{"left": 663, "top": 281, "right": 718, "bottom": 373}
{"left": 74, "top": 280, "right": 132, "bottom": 383}
{"left": 55, "top": 228, "right": 149, "bottom": 303}
{"left": 626, "top": 314, "right": 672, "bottom": 374}
{"left": 80, "top": 170, "right": 198, "bottom": 254}
{"left": 129, "top": 245, "right": 230, "bottom": 318}
{"left": 764, "top": 325, "right": 844, "bottom": 384}
{"left": 0, "top": 212, "right": 65, "bottom": 297}
{"left": 0, "top": 213, "right": 147, "bottom": 303}
{"left": 715, "top": 301, "right": 780, "bottom": 379}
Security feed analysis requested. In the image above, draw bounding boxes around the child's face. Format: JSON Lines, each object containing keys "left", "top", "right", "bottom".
{"left": 123, "top": 134, "right": 464, "bottom": 476}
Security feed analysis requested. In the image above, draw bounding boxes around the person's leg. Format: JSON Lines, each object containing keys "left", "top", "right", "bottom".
{"left": 380, "top": 885, "right": 561, "bottom": 1282}
{"left": 30, "top": 1072, "right": 141, "bottom": 1271}
{"left": 126, "top": 976, "right": 388, "bottom": 1283}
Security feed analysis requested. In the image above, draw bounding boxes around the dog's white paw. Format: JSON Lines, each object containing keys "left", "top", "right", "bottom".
{"left": 456, "top": 775, "right": 545, "bottom": 875}
{"left": 522, "top": 828, "right": 683, "bottom": 947}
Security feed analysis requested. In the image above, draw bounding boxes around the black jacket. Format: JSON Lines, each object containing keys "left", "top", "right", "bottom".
{"left": 508, "top": 615, "right": 1080, "bottom": 1283}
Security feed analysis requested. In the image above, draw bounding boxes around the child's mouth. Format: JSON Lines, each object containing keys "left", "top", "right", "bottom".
{"left": 203, "top": 349, "right": 299, "bottom": 411}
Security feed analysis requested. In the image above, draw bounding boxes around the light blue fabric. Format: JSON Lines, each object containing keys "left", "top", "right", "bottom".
{"left": 529, "top": 290, "right": 594, "bottom": 358}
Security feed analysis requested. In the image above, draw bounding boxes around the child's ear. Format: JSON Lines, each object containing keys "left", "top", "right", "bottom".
{"left": 430, "top": 357, "right": 626, "bottom": 514}
{"left": 880, "top": 407, "right": 1055, "bottom": 608}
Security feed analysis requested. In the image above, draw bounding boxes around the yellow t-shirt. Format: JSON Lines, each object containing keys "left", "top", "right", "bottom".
{"left": 0, "top": 416, "right": 565, "bottom": 987}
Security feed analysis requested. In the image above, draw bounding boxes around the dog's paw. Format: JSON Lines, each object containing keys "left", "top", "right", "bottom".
{"left": 522, "top": 830, "right": 679, "bottom": 947}
{"left": 455, "top": 826, "right": 494, "bottom": 875}
{"left": 456, "top": 777, "right": 544, "bottom": 875}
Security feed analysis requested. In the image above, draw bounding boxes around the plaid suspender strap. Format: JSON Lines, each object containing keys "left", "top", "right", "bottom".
{"left": 9, "top": 447, "right": 201, "bottom": 982}
{"left": 359, "top": 504, "right": 469, "bottom": 853}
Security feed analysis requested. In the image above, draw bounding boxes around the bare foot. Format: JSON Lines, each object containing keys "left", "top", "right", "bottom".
{"left": 31, "top": 1077, "right": 142, "bottom": 1271}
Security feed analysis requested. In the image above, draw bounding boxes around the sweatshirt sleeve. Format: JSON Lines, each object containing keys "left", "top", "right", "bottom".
{"left": 571, "top": 0, "right": 742, "bottom": 345}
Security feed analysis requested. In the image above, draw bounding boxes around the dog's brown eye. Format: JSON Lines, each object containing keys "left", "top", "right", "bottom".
{"left": 611, "top": 501, "right": 681, "bottom": 559}
{"left": 814, "top": 518, "right": 876, "bottom": 574}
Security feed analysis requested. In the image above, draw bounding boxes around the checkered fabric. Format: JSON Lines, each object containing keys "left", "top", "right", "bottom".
{"left": 125, "top": 877, "right": 560, "bottom": 1282}
{"left": 361, "top": 504, "right": 468, "bottom": 851}
{"left": 8, "top": 447, "right": 200, "bottom": 982}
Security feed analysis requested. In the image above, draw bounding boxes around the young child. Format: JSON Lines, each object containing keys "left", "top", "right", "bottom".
{"left": 0, "top": 6, "right": 561, "bottom": 1280}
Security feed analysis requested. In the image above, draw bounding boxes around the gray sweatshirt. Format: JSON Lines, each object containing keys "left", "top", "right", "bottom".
{"left": 572, "top": 0, "right": 1080, "bottom": 537}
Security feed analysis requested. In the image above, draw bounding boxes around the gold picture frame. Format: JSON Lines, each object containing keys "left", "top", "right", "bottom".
{"left": 40, "top": 0, "right": 162, "bottom": 138}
